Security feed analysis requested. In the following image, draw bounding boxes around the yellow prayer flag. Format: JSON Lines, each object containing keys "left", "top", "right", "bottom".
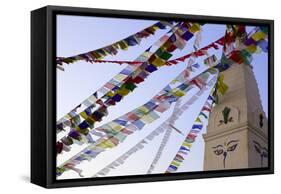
{"left": 218, "top": 84, "right": 228, "bottom": 95}
{"left": 175, "top": 90, "right": 186, "bottom": 97}
{"left": 140, "top": 111, "right": 159, "bottom": 124}
{"left": 245, "top": 44, "right": 257, "bottom": 53}
{"left": 195, "top": 117, "right": 202, "bottom": 123}
{"left": 251, "top": 31, "right": 266, "bottom": 42}
{"left": 189, "top": 23, "right": 201, "bottom": 33}
{"left": 117, "top": 88, "right": 130, "bottom": 96}
{"left": 152, "top": 25, "right": 159, "bottom": 30}
{"left": 108, "top": 122, "right": 123, "bottom": 131}
{"left": 217, "top": 75, "right": 229, "bottom": 95}
{"left": 118, "top": 40, "right": 129, "bottom": 50}
{"left": 106, "top": 91, "right": 115, "bottom": 97}
{"left": 90, "top": 51, "right": 103, "bottom": 60}
{"left": 79, "top": 111, "right": 88, "bottom": 120}
{"left": 171, "top": 161, "right": 180, "bottom": 167}
{"left": 183, "top": 142, "right": 192, "bottom": 148}
{"left": 75, "top": 126, "right": 89, "bottom": 136}
{"left": 112, "top": 43, "right": 119, "bottom": 49}
{"left": 218, "top": 74, "right": 224, "bottom": 82}
{"left": 114, "top": 74, "right": 127, "bottom": 82}
{"left": 151, "top": 57, "right": 166, "bottom": 67}
{"left": 97, "top": 140, "right": 115, "bottom": 149}
{"left": 138, "top": 106, "right": 150, "bottom": 114}
{"left": 113, "top": 125, "right": 123, "bottom": 131}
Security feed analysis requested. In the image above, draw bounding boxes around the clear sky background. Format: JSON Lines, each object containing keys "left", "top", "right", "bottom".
{"left": 56, "top": 15, "right": 268, "bottom": 179}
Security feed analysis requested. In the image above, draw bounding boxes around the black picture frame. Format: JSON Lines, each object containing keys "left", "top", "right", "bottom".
{"left": 31, "top": 5, "right": 274, "bottom": 188}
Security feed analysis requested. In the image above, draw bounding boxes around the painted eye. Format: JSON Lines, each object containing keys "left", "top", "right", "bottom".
{"left": 214, "top": 149, "right": 223, "bottom": 155}
{"left": 227, "top": 144, "right": 238, "bottom": 152}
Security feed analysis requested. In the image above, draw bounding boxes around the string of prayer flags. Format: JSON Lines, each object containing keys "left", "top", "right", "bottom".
{"left": 57, "top": 60, "right": 211, "bottom": 155}
{"left": 165, "top": 81, "right": 217, "bottom": 173}
{"left": 56, "top": 64, "right": 219, "bottom": 176}
{"left": 57, "top": 25, "right": 267, "bottom": 72}
{"left": 93, "top": 100, "right": 183, "bottom": 177}
{"left": 195, "top": 26, "right": 238, "bottom": 103}
{"left": 243, "top": 27, "right": 268, "bottom": 53}
{"left": 146, "top": 100, "right": 183, "bottom": 174}
{"left": 147, "top": 72, "right": 218, "bottom": 174}
{"left": 56, "top": 22, "right": 183, "bottom": 134}
{"left": 59, "top": 69, "right": 218, "bottom": 177}
{"left": 56, "top": 21, "right": 175, "bottom": 68}
{"left": 80, "top": 35, "right": 224, "bottom": 66}
{"left": 81, "top": 59, "right": 144, "bottom": 65}
{"left": 203, "top": 25, "right": 242, "bottom": 102}
{"left": 57, "top": 22, "right": 204, "bottom": 70}
{"left": 215, "top": 26, "right": 269, "bottom": 103}
{"left": 56, "top": 21, "right": 202, "bottom": 139}
{"left": 144, "top": 22, "right": 200, "bottom": 68}
{"left": 214, "top": 26, "right": 268, "bottom": 75}
{"left": 165, "top": 37, "right": 224, "bottom": 66}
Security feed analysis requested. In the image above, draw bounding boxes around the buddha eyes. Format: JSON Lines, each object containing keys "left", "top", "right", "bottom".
{"left": 214, "top": 149, "right": 223, "bottom": 155}
{"left": 227, "top": 144, "right": 238, "bottom": 152}
{"left": 213, "top": 144, "right": 238, "bottom": 155}
{"left": 213, "top": 140, "right": 239, "bottom": 157}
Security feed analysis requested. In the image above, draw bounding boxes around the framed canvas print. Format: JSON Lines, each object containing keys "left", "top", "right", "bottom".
{"left": 31, "top": 5, "right": 274, "bottom": 188}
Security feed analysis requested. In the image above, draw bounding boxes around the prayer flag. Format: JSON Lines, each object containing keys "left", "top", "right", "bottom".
{"left": 181, "top": 30, "right": 193, "bottom": 41}
{"left": 189, "top": 23, "right": 201, "bottom": 33}
{"left": 145, "top": 64, "right": 158, "bottom": 73}
{"left": 192, "top": 124, "right": 203, "bottom": 130}
{"left": 251, "top": 31, "right": 266, "bottom": 42}
{"left": 150, "top": 56, "right": 167, "bottom": 67}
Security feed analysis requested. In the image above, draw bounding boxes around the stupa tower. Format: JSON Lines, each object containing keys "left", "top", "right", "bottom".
{"left": 203, "top": 63, "right": 268, "bottom": 170}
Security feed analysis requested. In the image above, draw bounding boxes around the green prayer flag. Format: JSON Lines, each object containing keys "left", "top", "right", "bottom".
{"left": 124, "top": 82, "right": 137, "bottom": 91}
{"left": 159, "top": 51, "right": 172, "bottom": 60}
{"left": 155, "top": 48, "right": 173, "bottom": 60}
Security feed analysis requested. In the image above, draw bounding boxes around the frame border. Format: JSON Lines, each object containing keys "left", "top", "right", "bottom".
{"left": 31, "top": 5, "right": 274, "bottom": 188}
